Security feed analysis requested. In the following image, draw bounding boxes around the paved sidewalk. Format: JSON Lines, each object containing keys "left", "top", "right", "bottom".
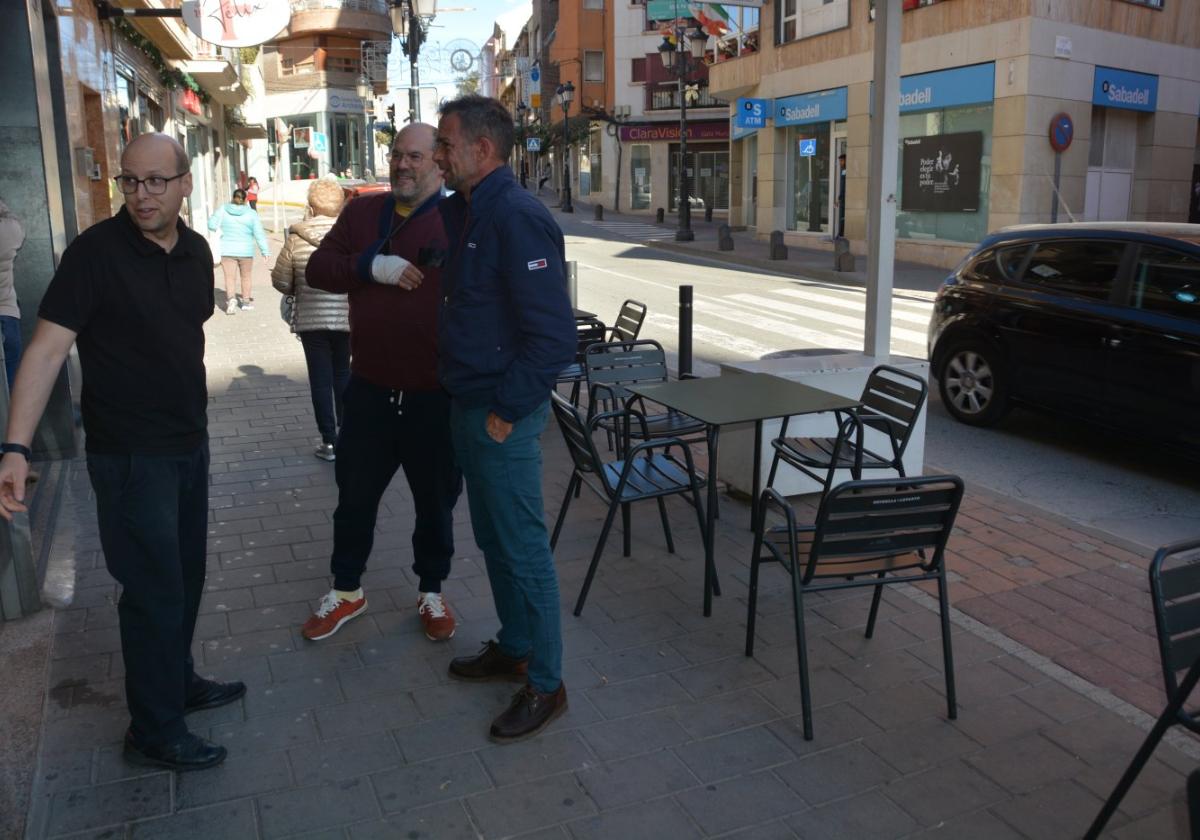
{"left": 11, "top": 235, "right": 1199, "bottom": 838}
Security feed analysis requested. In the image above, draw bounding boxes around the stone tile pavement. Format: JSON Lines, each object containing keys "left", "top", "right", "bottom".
{"left": 13, "top": 238, "right": 1200, "bottom": 838}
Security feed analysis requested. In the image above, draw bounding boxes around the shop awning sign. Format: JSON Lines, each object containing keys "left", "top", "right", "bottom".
{"left": 774, "top": 87, "right": 848, "bottom": 126}
{"left": 181, "top": 0, "right": 291, "bottom": 48}
{"left": 1092, "top": 66, "right": 1158, "bottom": 113}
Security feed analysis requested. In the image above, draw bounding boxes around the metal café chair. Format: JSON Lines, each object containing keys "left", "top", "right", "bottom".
{"left": 745, "top": 474, "right": 965, "bottom": 740}
{"left": 548, "top": 391, "right": 708, "bottom": 617}
{"left": 607, "top": 298, "right": 647, "bottom": 344}
{"left": 1085, "top": 538, "right": 1200, "bottom": 839}
{"left": 766, "top": 364, "right": 928, "bottom": 498}
{"left": 558, "top": 316, "right": 609, "bottom": 406}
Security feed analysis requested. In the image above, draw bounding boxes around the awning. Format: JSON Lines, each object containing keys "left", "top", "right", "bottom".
{"left": 229, "top": 123, "right": 268, "bottom": 141}
{"left": 182, "top": 59, "right": 238, "bottom": 87}
{"left": 208, "top": 82, "right": 250, "bottom": 106}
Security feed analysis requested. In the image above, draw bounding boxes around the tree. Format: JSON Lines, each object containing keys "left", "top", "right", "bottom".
{"left": 455, "top": 71, "right": 481, "bottom": 97}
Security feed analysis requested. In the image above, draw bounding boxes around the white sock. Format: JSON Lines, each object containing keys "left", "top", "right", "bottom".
{"left": 335, "top": 588, "right": 363, "bottom": 601}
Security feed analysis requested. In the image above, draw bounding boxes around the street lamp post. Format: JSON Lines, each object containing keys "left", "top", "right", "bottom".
{"left": 516, "top": 101, "right": 528, "bottom": 188}
{"left": 390, "top": 0, "right": 437, "bottom": 124}
{"left": 659, "top": 26, "right": 705, "bottom": 242}
{"left": 355, "top": 73, "right": 372, "bottom": 177}
{"left": 556, "top": 81, "right": 575, "bottom": 213}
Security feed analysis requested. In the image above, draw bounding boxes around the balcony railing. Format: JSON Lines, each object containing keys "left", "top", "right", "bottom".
{"left": 647, "top": 82, "right": 726, "bottom": 111}
{"left": 290, "top": 0, "right": 389, "bottom": 12}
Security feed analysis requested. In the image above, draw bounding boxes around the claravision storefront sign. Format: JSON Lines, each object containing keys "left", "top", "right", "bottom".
{"left": 1092, "top": 66, "right": 1158, "bottom": 113}
{"left": 774, "top": 87, "right": 848, "bottom": 127}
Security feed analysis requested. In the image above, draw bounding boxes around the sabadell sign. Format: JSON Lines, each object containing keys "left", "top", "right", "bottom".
{"left": 182, "top": 0, "right": 291, "bottom": 48}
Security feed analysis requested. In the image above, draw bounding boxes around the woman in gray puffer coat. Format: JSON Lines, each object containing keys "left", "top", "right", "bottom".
{"left": 271, "top": 179, "right": 350, "bottom": 461}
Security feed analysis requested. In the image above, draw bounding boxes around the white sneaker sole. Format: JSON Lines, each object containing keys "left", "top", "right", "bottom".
{"left": 423, "top": 625, "right": 456, "bottom": 642}
{"left": 303, "top": 600, "right": 367, "bottom": 641}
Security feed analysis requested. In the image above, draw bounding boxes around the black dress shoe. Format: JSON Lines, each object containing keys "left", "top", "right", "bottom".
{"left": 449, "top": 640, "right": 530, "bottom": 682}
{"left": 123, "top": 731, "right": 227, "bottom": 771}
{"left": 489, "top": 683, "right": 568, "bottom": 743}
{"left": 185, "top": 679, "right": 246, "bottom": 713}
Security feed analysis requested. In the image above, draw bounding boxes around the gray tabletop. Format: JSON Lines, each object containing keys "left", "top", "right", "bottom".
{"left": 573, "top": 308, "right": 597, "bottom": 321}
{"left": 627, "top": 372, "right": 860, "bottom": 427}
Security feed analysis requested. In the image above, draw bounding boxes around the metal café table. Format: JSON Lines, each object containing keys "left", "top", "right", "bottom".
{"left": 572, "top": 307, "right": 597, "bottom": 321}
{"left": 627, "top": 373, "right": 861, "bottom": 617}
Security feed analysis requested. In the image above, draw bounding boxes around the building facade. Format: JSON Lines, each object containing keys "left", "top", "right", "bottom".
{"left": 709, "top": 0, "right": 1200, "bottom": 267}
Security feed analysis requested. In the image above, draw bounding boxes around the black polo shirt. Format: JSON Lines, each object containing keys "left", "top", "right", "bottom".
{"left": 39, "top": 206, "right": 215, "bottom": 455}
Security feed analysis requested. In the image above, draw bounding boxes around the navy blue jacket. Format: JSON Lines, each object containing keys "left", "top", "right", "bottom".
{"left": 438, "top": 167, "right": 575, "bottom": 422}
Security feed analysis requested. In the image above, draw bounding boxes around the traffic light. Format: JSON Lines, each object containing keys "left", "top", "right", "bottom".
{"left": 386, "top": 104, "right": 396, "bottom": 128}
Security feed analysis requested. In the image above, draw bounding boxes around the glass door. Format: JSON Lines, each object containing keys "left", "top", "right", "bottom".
{"left": 744, "top": 135, "right": 758, "bottom": 227}
{"left": 831, "top": 132, "right": 847, "bottom": 237}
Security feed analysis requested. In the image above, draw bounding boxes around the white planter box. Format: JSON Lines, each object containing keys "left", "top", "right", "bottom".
{"left": 714, "top": 353, "right": 929, "bottom": 499}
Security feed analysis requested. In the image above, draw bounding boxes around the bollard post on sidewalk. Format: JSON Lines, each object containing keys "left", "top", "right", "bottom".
{"left": 565, "top": 260, "right": 578, "bottom": 308}
{"left": 594, "top": 204, "right": 603, "bottom": 221}
{"left": 704, "top": 206, "right": 713, "bottom": 223}
{"left": 678, "top": 285, "right": 693, "bottom": 378}
{"left": 656, "top": 208, "right": 665, "bottom": 223}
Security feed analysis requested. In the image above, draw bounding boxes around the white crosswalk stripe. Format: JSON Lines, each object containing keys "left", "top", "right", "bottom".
{"left": 582, "top": 220, "right": 679, "bottom": 241}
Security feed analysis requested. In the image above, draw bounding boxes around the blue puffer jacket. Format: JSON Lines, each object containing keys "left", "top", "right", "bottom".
{"left": 438, "top": 166, "right": 575, "bottom": 422}
{"left": 208, "top": 203, "right": 269, "bottom": 259}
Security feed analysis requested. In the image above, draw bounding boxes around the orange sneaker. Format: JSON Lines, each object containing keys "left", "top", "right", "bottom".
{"left": 417, "top": 592, "right": 456, "bottom": 641}
{"left": 302, "top": 590, "right": 367, "bottom": 641}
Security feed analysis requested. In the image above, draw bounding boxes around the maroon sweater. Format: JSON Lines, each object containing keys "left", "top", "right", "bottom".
{"left": 307, "top": 191, "right": 447, "bottom": 391}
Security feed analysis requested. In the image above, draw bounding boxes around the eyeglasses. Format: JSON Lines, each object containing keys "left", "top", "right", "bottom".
{"left": 113, "top": 172, "right": 188, "bottom": 195}
{"left": 388, "top": 151, "right": 426, "bottom": 165}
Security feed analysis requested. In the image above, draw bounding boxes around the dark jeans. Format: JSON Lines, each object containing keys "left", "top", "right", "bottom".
{"left": 299, "top": 330, "right": 351, "bottom": 444}
{"left": 450, "top": 401, "right": 562, "bottom": 692}
{"left": 87, "top": 445, "right": 209, "bottom": 747}
{"left": 331, "top": 377, "right": 462, "bottom": 593}
{"left": 0, "top": 314, "right": 22, "bottom": 391}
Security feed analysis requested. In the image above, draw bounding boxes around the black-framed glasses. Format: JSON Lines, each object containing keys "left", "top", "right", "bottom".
{"left": 113, "top": 172, "right": 188, "bottom": 195}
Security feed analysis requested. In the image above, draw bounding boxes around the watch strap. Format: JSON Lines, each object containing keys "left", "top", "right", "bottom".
{"left": 1, "top": 443, "right": 32, "bottom": 461}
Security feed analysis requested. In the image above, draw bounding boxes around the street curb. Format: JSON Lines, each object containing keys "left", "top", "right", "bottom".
{"left": 644, "top": 238, "right": 872, "bottom": 289}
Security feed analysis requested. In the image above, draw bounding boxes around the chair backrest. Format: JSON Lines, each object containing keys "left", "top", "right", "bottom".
{"left": 857, "top": 365, "right": 929, "bottom": 456}
{"left": 1149, "top": 538, "right": 1200, "bottom": 728}
{"left": 805, "top": 475, "right": 964, "bottom": 585}
{"left": 575, "top": 317, "right": 608, "bottom": 362}
{"left": 550, "top": 391, "right": 606, "bottom": 478}
{"left": 584, "top": 339, "right": 670, "bottom": 403}
{"left": 609, "top": 299, "right": 648, "bottom": 344}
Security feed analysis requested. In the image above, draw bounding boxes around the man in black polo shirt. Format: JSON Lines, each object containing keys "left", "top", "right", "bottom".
{"left": 0, "top": 133, "right": 243, "bottom": 771}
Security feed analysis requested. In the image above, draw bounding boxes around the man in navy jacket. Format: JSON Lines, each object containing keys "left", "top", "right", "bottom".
{"left": 434, "top": 95, "right": 576, "bottom": 742}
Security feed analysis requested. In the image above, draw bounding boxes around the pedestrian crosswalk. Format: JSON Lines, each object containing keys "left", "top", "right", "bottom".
{"left": 581, "top": 219, "right": 680, "bottom": 241}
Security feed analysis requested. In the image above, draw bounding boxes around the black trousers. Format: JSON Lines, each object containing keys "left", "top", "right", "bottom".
{"left": 87, "top": 445, "right": 209, "bottom": 747}
{"left": 299, "top": 330, "right": 351, "bottom": 445}
{"left": 331, "top": 377, "right": 462, "bottom": 593}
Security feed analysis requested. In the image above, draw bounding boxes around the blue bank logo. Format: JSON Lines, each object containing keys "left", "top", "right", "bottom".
{"left": 1092, "top": 66, "right": 1157, "bottom": 113}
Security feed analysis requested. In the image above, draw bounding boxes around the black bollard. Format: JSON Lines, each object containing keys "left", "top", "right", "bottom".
{"left": 718, "top": 224, "right": 734, "bottom": 251}
{"left": 833, "top": 236, "right": 854, "bottom": 271}
{"left": 678, "top": 285, "right": 693, "bottom": 378}
{"left": 769, "top": 230, "right": 788, "bottom": 261}
{"left": 704, "top": 206, "right": 713, "bottom": 223}
{"left": 656, "top": 207, "right": 665, "bottom": 223}
{"left": 594, "top": 204, "right": 604, "bottom": 221}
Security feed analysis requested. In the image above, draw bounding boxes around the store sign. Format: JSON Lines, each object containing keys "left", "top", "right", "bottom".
{"left": 731, "top": 116, "right": 756, "bottom": 141}
{"left": 1092, "top": 66, "right": 1158, "bottom": 113}
{"left": 900, "top": 131, "right": 983, "bottom": 213}
{"left": 648, "top": 0, "right": 761, "bottom": 18}
{"left": 774, "top": 87, "right": 848, "bottom": 126}
{"left": 181, "top": 0, "right": 291, "bottom": 48}
{"left": 618, "top": 122, "right": 730, "bottom": 142}
{"left": 898, "top": 63, "right": 995, "bottom": 113}
{"left": 735, "top": 98, "right": 769, "bottom": 129}
{"left": 328, "top": 94, "right": 366, "bottom": 112}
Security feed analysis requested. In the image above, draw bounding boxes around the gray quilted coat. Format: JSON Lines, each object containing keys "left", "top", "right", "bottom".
{"left": 271, "top": 217, "right": 350, "bottom": 333}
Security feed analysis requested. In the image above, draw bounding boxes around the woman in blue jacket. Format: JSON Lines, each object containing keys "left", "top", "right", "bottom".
{"left": 209, "top": 188, "right": 269, "bottom": 314}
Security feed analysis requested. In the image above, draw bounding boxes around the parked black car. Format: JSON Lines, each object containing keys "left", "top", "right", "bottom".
{"left": 927, "top": 222, "right": 1200, "bottom": 453}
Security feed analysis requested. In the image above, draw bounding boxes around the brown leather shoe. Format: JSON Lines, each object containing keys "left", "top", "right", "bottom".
{"left": 448, "top": 640, "right": 530, "bottom": 682}
{"left": 490, "top": 683, "right": 568, "bottom": 743}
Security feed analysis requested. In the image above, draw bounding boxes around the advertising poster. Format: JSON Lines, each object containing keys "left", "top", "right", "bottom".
{"left": 900, "top": 131, "right": 983, "bottom": 213}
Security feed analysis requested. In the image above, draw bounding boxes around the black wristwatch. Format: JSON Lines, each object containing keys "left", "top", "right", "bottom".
{"left": 1, "top": 443, "right": 32, "bottom": 461}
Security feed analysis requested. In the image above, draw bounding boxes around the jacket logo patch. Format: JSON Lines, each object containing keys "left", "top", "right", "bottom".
{"left": 467, "top": 242, "right": 477, "bottom": 249}
{"left": 527, "top": 258, "right": 548, "bottom": 271}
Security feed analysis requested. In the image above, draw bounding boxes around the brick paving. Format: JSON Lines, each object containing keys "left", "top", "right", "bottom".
{"left": 16, "top": 240, "right": 1200, "bottom": 838}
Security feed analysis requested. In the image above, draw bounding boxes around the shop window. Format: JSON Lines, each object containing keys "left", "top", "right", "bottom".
{"left": 116, "top": 72, "right": 136, "bottom": 151}
{"left": 787, "top": 122, "right": 831, "bottom": 232}
{"left": 895, "top": 103, "right": 992, "bottom": 244}
{"left": 1131, "top": 246, "right": 1200, "bottom": 319}
{"left": 584, "top": 51, "right": 604, "bottom": 83}
{"left": 584, "top": 0, "right": 603, "bottom": 8}
{"left": 1022, "top": 241, "right": 1124, "bottom": 302}
{"left": 630, "top": 144, "right": 651, "bottom": 210}
{"left": 288, "top": 114, "right": 319, "bottom": 180}
{"left": 777, "top": 0, "right": 848, "bottom": 45}
{"left": 631, "top": 57, "right": 646, "bottom": 84}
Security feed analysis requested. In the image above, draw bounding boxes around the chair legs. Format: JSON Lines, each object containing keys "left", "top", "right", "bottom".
{"left": 574, "top": 496, "right": 621, "bottom": 617}
{"left": 656, "top": 497, "right": 675, "bottom": 554}
{"left": 936, "top": 568, "right": 958, "bottom": 721}
{"left": 865, "top": 572, "right": 887, "bottom": 638}
{"left": 744, "top": 497, "right": 768, "bottom": 658}
{"left": 550, "top": 473, "right": 580, "bottom": 550}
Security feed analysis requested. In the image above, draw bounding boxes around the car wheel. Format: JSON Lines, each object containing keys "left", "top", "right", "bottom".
{"left": 938, "top": 340, "right": 1009, "bottom": 426}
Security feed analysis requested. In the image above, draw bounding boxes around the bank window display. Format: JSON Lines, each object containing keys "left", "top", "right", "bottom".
{"left": 669, "top": 148, "right": 730, "bottom": 212}
{"left": 289, "top": 115, "right": 319, "bottom": 180}
{"left": 787, "top": 123, "right": 830, "bottom": 232}
{"left": 630, "top": 144, "right": 651, "bottom": 209}
{"left": 895, "top": 104, "right": 992, "bottom": 244}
